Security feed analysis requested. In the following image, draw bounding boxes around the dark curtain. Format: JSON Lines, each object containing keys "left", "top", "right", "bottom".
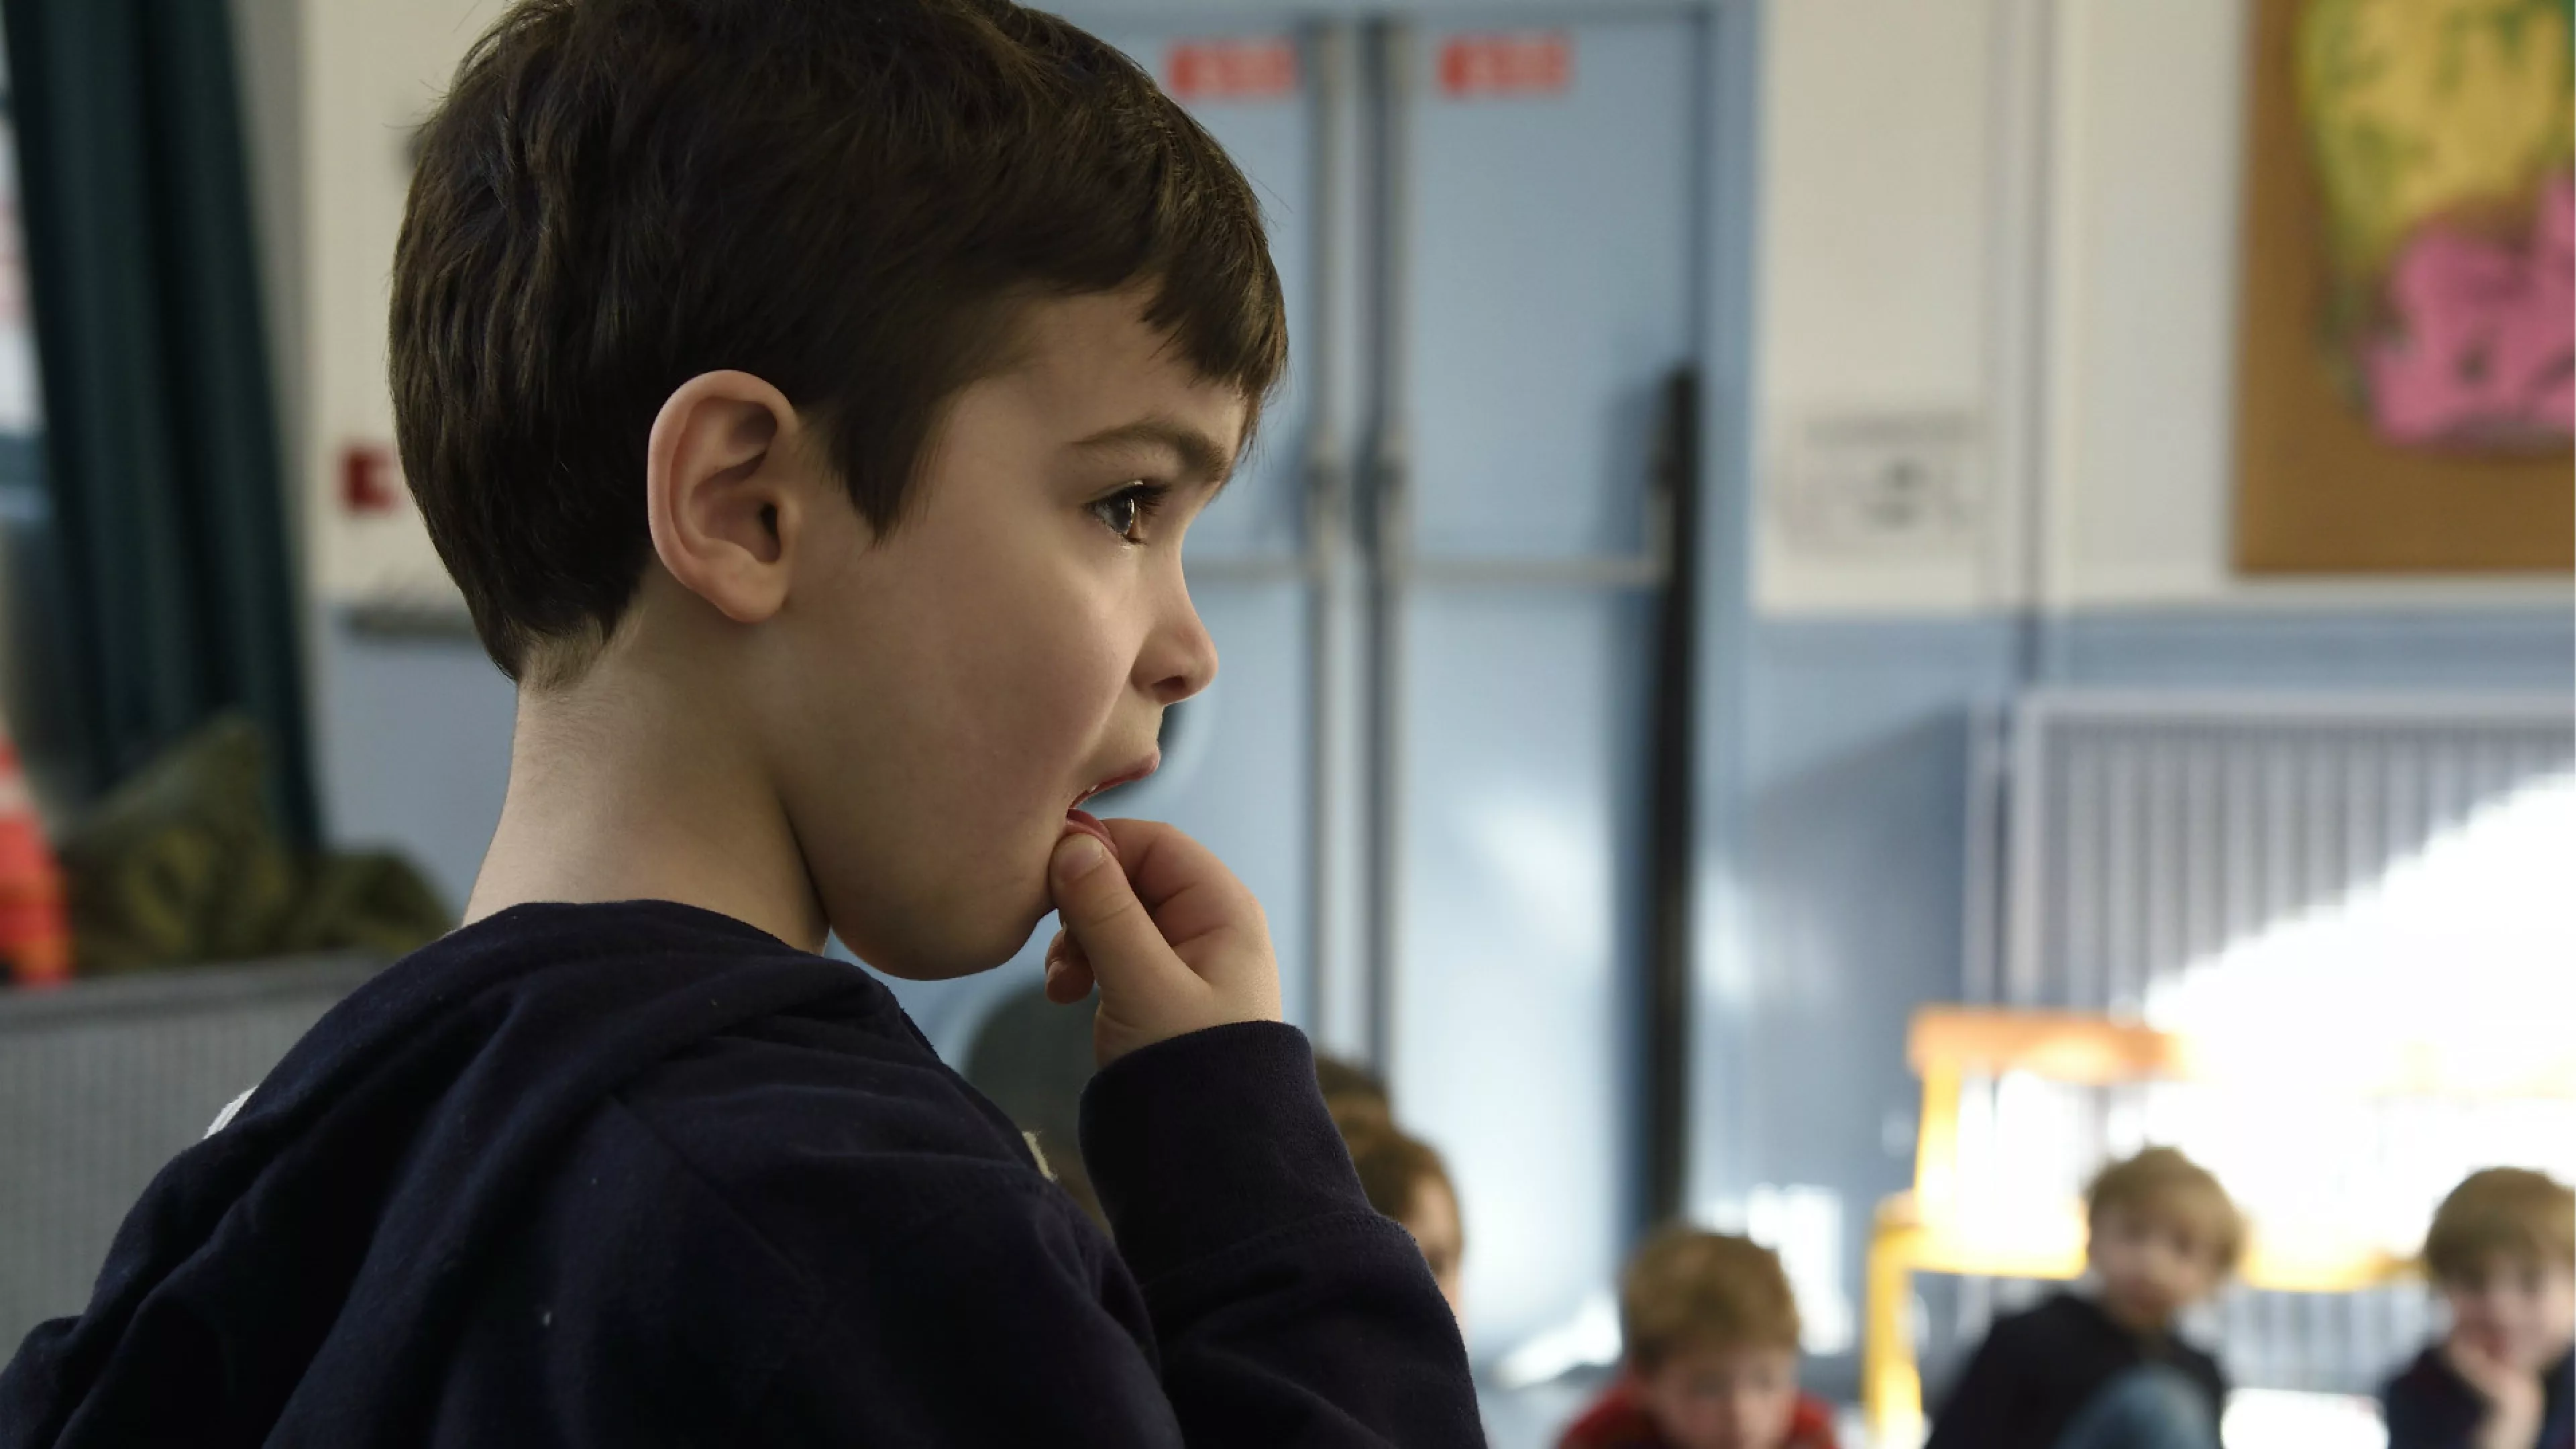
{"left": 0, "top": 0, "right": 314, "bottom": 841}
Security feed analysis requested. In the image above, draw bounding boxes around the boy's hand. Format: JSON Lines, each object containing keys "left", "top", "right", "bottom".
{"left": 1044, "top": 818, "right": 1283, "bottom": 1067}
{"left": 2444, "top": 1334, "right": 2544, "bottom": 1449}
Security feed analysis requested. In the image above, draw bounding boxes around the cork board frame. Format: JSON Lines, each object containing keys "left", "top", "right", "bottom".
{"left": 2232, "top": 0, "right": 2573, "bottom": 574}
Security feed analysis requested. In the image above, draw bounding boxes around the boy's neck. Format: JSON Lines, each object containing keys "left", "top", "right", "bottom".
{"left": 464, "top": 664, "right": 829, "bottom": 954}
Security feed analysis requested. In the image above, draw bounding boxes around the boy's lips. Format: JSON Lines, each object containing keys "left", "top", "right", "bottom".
{"left": 1061, "top": 753, "right": 1159, "bottom": 859}
{"left": 1069, "top": 753, "right": 1159, "bottom": 810}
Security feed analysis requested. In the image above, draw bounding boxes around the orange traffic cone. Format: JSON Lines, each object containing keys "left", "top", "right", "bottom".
{"left": 0, "top": 712, "right": 70, "bottom": 986}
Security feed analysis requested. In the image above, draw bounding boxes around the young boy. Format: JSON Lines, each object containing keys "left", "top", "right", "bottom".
{"left": 2382, "top": 1168, "right": 2575, "bottom": 1449}
{"left": 0, "top": 2, "right": 1479, "bottom": 1444}
{"left": 1560, "top": 1227, "right": 1839, "bottom": 1449}
{"left": 1927, "top": 1146, "right": 2237, "bottom": 1449}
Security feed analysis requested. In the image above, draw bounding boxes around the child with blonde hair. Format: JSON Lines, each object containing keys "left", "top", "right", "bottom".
{"left": 1928, "top": 1146, "right": 2239, "bottom": 1449}
{"left": 2382, "top": 1168, "right": 2575, "bottom": 1449}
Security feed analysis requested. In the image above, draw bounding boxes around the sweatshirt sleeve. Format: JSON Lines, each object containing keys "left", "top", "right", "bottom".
{"left": 1923, "top": 1322, "right": 2022, "bottom": 1449}
{"left": 1080, "top": 1020, "right": 1485, "bottom": 1447}
{"left": 2380, "top": 1358, "right": 2480, "bottom": 1449}
{"left": 741, "top": 1161, "right": 1199, "bottom": 1447}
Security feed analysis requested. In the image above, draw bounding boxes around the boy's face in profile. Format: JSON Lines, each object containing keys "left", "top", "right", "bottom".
{"left": 2088, "top": 1203, "right": 2226, "bottom": 1331}
{"left": 753, "top": 290, "right": 1241, "bottom": 977}
{"left": 1633, "top": 1341, "right": 1801, "bottom": 1449}
{"left": 2445, "top": 1251, "right": 2576, "bottom": 1374}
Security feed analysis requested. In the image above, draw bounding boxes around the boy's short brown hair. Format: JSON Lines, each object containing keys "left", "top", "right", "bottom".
{"left": 2086, "top": 1146, "right": 2244, "bottom": 1273}
{"left": 2424, "top": 1168, "right": 2576, "bottom": 1282}
{"left": 393, "top": 0, "right": 1286, "bottom": 686}
{"left": 1619, "top": 1227, "right": 1801, "bottom": 1371}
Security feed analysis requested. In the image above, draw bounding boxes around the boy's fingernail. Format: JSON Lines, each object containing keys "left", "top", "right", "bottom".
{"left": 1054, "top": 833, "right": 1108, "bottom": 881}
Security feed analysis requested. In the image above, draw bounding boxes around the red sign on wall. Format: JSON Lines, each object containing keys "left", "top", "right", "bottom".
{"left": 1165, "top": 38, "right": 1299, "bottom": 103}
{"left": 1436, "top": 32, "right": 1572, "bottom": 99}
{"left": 340, "top": 442, "right": 402, "bottom": 515}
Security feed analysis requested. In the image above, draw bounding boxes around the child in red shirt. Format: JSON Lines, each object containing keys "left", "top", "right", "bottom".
{"left": 1561, "top": 1228, "right": 1839, "bottom": 1449}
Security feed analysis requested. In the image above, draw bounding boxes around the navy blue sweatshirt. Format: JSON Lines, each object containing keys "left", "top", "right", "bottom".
{"left": 1924, "top": 1291, "right": 2228, "bottom": 1449}
{"left": 2383, "top": 1345, "right": 2576, "bottom": 1449}
{"left": 0, "top": 901, "right": 1481, "bottom": 1446}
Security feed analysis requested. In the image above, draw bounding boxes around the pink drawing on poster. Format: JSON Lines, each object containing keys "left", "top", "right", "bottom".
{"left": 2365, "top": 173, "right": 2575, "bottom": 447}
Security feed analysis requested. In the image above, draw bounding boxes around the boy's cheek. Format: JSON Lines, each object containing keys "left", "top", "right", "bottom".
{"left": 2510, "top": 1276, "right": 2576, "bottom": 1367}
{"left": 2441, "top": 1291, "right": 2550, "bottom": 1369}
{"left": 779, "top": 517, "right": 1143, "bottom": 970}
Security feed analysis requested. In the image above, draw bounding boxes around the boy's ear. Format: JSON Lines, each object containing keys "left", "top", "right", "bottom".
{"left": 645, "top": 370, "right": 808, "bottom": 625}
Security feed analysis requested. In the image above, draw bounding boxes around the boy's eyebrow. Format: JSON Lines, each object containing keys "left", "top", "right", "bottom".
{"left": 1069, "top": 417, "right": 1238, "bottom": 485}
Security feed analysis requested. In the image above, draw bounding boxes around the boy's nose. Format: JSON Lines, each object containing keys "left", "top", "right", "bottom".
{"left": 1140, "top": 590, "right": 1218, "bottom": 706}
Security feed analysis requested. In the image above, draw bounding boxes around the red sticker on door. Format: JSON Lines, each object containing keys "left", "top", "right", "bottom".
{"left": 1436, "top": 32, "right": 1571, "bottom": 98}
{"left": 1165, "top": 38, "right": 1299, "bottom": 103}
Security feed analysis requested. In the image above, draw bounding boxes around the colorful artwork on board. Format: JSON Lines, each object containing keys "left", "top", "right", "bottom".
{"left": 2297, "top": 0, "right": 2574, "bottom": 451}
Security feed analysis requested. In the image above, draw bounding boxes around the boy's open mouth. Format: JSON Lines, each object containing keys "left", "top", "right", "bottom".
{"left": 1069, "top": 756, "right": 1159, "bottom": 813}
{"left": 1063, "top": 757, "right": 1155, "bottom": 857}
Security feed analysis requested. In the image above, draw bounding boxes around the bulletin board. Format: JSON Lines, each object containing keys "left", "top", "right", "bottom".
{"left": 2232, "top": 0, "right": 2573, "bottom": 574}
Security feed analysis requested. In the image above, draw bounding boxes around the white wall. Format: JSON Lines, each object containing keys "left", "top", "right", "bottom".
{"left": 299, "top": 0, "right": 503, "bottom": 610}
{"left": 227, "top": 0, "right": 514, "bottom": 894}
{"left": 1752, "top": 0, "right": 2573, "bottom": 618}
{"left": 1752, "top": 0, "right": 2003, "bottom": 615}
{"left": 2042, "top": 0, "right": 2247, "bottom": 608}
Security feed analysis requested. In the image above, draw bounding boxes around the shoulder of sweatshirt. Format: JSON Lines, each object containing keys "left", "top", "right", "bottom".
{"left": 601, "top": 1008, "right": 1098, "bottom": 1260}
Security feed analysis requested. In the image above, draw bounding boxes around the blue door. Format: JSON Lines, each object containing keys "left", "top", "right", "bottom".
{"left": 1377, "top": 15, "right": 1703, "bottom": 1355}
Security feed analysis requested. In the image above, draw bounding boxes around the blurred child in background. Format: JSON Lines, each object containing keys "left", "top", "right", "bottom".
{"left": 1559, "top": 1227, "right": 1837, "bottom": 1449}
{"left": 1927, "top": 1146, "right": 2237, "bottom": 1449}
{"left": 2382, "top": 1168, "right": 2575, "bottom": 1449}
{"left": 1316, "top": 1053, "right": 1391, "bottom": 1114}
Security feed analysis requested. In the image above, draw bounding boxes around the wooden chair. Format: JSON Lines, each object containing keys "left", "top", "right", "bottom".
{"left": 1864, "top": 1006, "right": 2576, "bottom": 1445}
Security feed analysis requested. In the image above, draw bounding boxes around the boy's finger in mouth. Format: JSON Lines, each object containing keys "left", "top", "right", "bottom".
{"left": 1061, "top": 808, "right": 1118, "bottom": 855}
{"left": 1061, "top": 753, "right": 1159, "bottom": 855}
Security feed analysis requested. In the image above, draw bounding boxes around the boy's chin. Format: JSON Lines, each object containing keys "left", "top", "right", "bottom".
{"left": 833, "top": 883, "right": 1053, "bottom": 983}
{"left": 849, "top": 922, "right": 1033, "bottom": 981}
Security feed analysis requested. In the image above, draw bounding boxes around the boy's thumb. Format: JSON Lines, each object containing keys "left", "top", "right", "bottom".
{"left": 1049, "top": 832, "right": 1181, "bottom": 989}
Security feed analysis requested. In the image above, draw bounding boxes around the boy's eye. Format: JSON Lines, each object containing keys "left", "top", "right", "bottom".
{"left": 1088, "top": 482, "right": 1167, "bottom": 543}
